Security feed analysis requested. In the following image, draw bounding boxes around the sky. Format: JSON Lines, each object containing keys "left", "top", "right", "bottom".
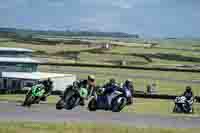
{"left": 0, "top": 0, "right": 200, "bottom": 37}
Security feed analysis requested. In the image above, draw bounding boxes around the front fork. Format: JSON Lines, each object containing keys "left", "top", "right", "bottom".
{"left": 24, "top": 90, "right": 32, "bottom": 103}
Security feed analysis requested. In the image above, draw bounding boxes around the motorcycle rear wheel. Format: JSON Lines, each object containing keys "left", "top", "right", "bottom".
{"left": 23, "top": 95, "right": 34, "bottom": 107}
{"left": 56, "top": 99, "right": 65, "bottom": 110}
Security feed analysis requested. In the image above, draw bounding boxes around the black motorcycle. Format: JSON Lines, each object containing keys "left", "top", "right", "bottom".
{"left": 22, "top": 85, "right": 45, "bottom": 107}
{"left": 56, "top": 85, "right": 88, "bottom": 110}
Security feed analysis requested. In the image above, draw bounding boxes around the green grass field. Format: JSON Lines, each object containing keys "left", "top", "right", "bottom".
{"left": 0, "top": 41, "right": 90, "bottom": 53}
{"left": 1, "top": 38, "right": 200, "bottom": 68}
{"left": 0, "top": 122, "right": 199, "bottom": 133}
{"left": 39, "top": 65, "right": 200, "bottom": 96}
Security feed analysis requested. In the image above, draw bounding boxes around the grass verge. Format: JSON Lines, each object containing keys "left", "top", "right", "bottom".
{"left": 39, "top": 65, "right": 200, "bottom": 95}
{"left": 0, "top": 122, "right": 199, "bottom": 133}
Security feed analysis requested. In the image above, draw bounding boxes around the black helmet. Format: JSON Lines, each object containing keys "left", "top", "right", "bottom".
{"left": 186, "top": 86, "right": 192, "bottom": 92}
{"left": 109, "top": 78, "right": 116, "bottom": 85}
{"left": 125, "top": 79, "right": 133, "bottom": 86}
{"left": 47, "top": 78, "right": 53, "bottom": 84}
{"left": 47, "top": 78, "right": 51, "bottom": 82}
{"left": 125, "top": 79, "right": 132, "bottom": 84}
{"left": 43, "top": 80, "right": 48, "bottom": 86}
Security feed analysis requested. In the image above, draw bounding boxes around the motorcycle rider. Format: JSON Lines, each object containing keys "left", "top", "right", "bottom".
{"left": 182, "top": 86, "right": 194, "bottom": 100}
{"left": 87, "top": 75, "right": 96, "bottom": 97}
{"left": 22, "top": 80, "right": 45, "bottom": 106}
{"left": 72, "top": 75, "right": 96, "bottom": 105}
{"left": 40, "top": 78, "right": 54, "bottom": 101}
{"left": 182, "top": 86, "right": 194, "bottom": 112}
{"left": 102, "top": 78, "right": 119, "bottom": 95}
{"left": 122, "top": 79, "right": 134, "bottom": 96}
{"left": 99, "top": 78, "right": 120, "bottom": 108}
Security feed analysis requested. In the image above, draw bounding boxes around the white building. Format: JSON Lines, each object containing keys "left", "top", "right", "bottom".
{"left": 0, "top": 47, "right": 76, "bottom": 92}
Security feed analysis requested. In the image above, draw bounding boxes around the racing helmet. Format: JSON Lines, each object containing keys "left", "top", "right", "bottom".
{"left": 186, "top": 86, "right": 192, "bottom": 93}
{"left": 109, "top": 78, "right": 116, "bottom": 85}
{"left": 125, "top": 79, "right": 132, "bottom": 85}
{"left": 88, "top": 75, "right": 95, "bottom": 82}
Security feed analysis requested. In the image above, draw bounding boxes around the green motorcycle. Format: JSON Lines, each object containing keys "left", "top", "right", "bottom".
{"left": 22, "top": 84, "right": 45, "bottom": 107}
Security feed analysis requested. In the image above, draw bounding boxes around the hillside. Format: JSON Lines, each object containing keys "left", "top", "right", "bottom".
{"left": 0, "top": 27, "right": 139, "bottom": 38}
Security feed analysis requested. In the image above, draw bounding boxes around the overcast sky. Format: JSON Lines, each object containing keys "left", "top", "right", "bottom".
{"left": 0, "top": 0, "right": 200, "bottom": 37}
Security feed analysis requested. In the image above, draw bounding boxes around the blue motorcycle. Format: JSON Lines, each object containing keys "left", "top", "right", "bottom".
{"left": 88, "top": 88, "right": 127, "bottom": 112}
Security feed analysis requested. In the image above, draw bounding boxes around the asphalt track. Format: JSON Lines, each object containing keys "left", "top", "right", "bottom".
{"left": 0, "top": 101, "right": 200, "bottom": 128}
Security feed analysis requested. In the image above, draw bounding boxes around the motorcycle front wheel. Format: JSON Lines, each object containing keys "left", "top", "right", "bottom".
{"left": 23, "top": 95, "right": 34, "bottom": 107}
{"left": 88, "top": 98, "right": 97, "bottom": 111}
{"left": 111, "top": 97, "right": 126, "bottom": 112}
{"left": 173, "top": 104, "right": 182, "bottom": 113}
{"left": 65, "top": 94, "right": 80, "bottom": 110}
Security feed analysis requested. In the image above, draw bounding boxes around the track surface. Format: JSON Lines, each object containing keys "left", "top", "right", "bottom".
{"left": 0, "top": 101, "right": 200, "bottom": 128}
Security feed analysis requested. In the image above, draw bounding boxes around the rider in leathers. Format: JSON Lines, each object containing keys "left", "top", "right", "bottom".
{"left": 122, "top": 79, "right": 134, "bottom": 96}
{"left": 102, "top": 78, "right": 119, "bottom": 95}
{"left": 183, "top": 86, "right": 193, "bottom": 100}
{"left": 72, "top": 75, "right": 96, "bottom": 105}
{"left": 182, "top": 86, "right": 194, "bottom": 111}
{"left": 100, "top": 78, "right": 120, "bottom": 108}
{"left": 40, "top": 78, "right": 53, "bottom": 101}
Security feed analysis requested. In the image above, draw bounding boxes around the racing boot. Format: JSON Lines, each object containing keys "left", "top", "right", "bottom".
{"left": 79, "top": 98, "right": 85, "bottom": 106}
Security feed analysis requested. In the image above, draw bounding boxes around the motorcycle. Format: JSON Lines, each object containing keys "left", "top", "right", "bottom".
{"left": 88, "top": 88, "right": 127, "bottom": 112}
{"left": 22, "top": 85, "right": 45, "bottom": 107}
{"left": 173, "top": 96, "right": 194, "bottom": 113}
{"left": 56, "top": 85, "right": 88, "bottom": 110}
